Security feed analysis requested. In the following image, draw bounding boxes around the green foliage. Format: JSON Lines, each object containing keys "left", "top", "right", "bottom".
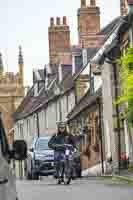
{"left": 117, "top": 45, "right": 133, "bottom": 126}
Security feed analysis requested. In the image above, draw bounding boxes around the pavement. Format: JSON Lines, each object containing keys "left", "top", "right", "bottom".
{"left": 81, "top": 162, "right": 133, "bottom": 184}
{"left": 16, "top": 177, "right": 133, "bottom": 200}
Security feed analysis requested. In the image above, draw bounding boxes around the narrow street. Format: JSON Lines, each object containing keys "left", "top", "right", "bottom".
{"left": 17, "top": 178, "right": 133, "bottom": 200}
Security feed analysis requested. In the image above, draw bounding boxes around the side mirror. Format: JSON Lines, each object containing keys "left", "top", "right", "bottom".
{"left": 12, "top": 140, "right": 27, "bottom": 161}
{"left": 29, "top": 148, "right": 34, "bottom": 152}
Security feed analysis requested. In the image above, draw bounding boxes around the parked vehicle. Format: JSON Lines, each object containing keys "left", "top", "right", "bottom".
{"left": 0, "top": 113, "right": 27, "bottom": 200}
{"left": 25, "top": 136, "right": 55, "bottom": 180}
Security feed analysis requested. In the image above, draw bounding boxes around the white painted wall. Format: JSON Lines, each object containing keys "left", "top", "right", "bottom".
{"left": 102, "top": 60, "right": 119, "bottom": 172}
{"left": 14, "top": 89, "right": 76, "bottom": 145}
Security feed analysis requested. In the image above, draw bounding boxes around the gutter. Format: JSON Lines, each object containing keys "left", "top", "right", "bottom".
{"left": 90, "top": 17, "right": 129, "bottom": 65}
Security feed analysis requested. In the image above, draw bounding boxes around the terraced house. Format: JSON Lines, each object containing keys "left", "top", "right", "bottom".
{"left": 13, "top": 0, "right": 133, "bottom": 175}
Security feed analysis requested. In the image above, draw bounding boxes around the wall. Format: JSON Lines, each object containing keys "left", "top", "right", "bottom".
{"left": 102, "top": 60, "right": 119, "bottom": 172}
{"left": 14, "top": 89, "right": 75, "bottom": 144}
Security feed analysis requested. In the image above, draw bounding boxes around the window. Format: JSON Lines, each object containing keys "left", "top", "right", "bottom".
{"left": 36, "top": 138, "right": 50, "bottom": 151}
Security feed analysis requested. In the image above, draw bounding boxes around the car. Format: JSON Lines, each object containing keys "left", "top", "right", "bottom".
{"left": 25, "top": 136, "right": 55, "bottom": 180}
{"left": 0, "top": 113, "right": 27, "bottom": 200}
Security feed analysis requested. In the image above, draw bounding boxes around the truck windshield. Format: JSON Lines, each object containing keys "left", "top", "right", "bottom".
{"left": 36, "top": 139, "right": 50, "bottom": 151}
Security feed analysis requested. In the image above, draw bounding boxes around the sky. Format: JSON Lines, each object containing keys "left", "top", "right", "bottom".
{"left": 0, "top": 0, "right": 120, "bottom": 86}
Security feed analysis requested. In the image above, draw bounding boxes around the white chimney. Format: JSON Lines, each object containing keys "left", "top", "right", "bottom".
{"left": 46, "top": 64, "right": 52, "bottom": 74}
{"left": 58, "top": 64, "right": 62, "bottom": 82}
{"left": 82, "top": 48, "right": 88, "bottom": 67}
{"left": 33, "top": 69, "right": 40, "bottom": 96}
{"left": 72, "top": 55, "right": 76, "bottom": 75}
{"left": 34, "top": 68, "right": 41, "bottom": 81}
{"left": 45, "top": 75, "right": 49, "bottom": 90}
{"left": 34, "top": 83, "right": 39, "bottom": 97}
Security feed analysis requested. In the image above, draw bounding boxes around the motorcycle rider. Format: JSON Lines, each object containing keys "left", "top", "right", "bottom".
{"left": 48, "top": 121, "right": 76, "bottom": 179}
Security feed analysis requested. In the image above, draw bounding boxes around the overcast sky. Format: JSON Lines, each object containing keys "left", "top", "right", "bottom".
{"left": 0, "top": 0, "right": 120, "bottom": 85}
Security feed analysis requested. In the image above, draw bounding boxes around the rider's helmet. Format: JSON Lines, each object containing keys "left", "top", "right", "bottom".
{"left": 57, "top": 121, "right": 68, "bottom": 135}
{"left": 57, "top": 121, "right": 67, "bottom": 128}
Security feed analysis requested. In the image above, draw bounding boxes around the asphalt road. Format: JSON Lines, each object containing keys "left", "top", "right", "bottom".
{"left": 16, "top": 177, "right": 133, "bottom": 200}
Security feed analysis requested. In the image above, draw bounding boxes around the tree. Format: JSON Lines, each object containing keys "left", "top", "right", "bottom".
{"left": 117, "top": 46, "right": 133, "bottom": 126}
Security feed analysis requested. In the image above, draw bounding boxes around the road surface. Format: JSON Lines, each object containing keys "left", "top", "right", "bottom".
{"left": 16, "top": 177, "right": 133, "bottom": 200}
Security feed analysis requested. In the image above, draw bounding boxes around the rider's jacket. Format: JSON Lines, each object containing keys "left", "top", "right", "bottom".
{"left": 48, "top": 133, "right": 76, "bottom": 160}
{"left": 48, "top": 134, "right": 65, "bottom": 151}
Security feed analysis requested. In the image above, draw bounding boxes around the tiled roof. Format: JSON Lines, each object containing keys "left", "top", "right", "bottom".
{"left": 97, "top": 17, "right": 122, "bottom": 36}
{"left": 67, "top": 88, "right": 102, "bottom": 121}
{"left": 91, "top": 15, "right": 129, "bottom": 65}
{"left": 14, "top": 63, "right": 82, "bottom": 121}
{"left": 73, "top": 47, "right": 99, "bottom": 80}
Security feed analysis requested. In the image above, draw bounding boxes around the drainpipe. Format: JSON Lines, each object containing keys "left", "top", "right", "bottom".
{"left": 112, "top": 60, "right": 121, "bottom": 175}
{"left": 97, "top": 97, "right": 104, "bottom": 174}
{"left": 128, "top": 0, "right": 133, "bottom": 43}
{"left": 36, "top": 113, "right": 40, "bottom": 137}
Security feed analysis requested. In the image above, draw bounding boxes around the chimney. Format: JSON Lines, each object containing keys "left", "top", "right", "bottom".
{"left": 63, "top": 16, "right": 67, "bottom": 25}
{"left": 33, "top": 69, "right": 39, "bottom": 97}
{"left": 82, "top": 49, "right": 88, "bottom": 67}
{"left": 50, "top": 17, "right": 54, "bottom": 26}
{"left": 72, "top": 55, "right": 76, "bottom": 75}
{"left": 58, "top": 64, "right": 62, "bottom": 82}
{"left": 90, "top": 0, "right": 96, "bottom": 6}
{"left": 56, "top": 17, "right": 60, "bottom": 25}
{"left": 81, "top": 0, "right": 86, "bottom": 7}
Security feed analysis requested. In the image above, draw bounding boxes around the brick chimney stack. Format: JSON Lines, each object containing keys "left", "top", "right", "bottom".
{"left": 78, "top": 0, "right": 100, "bottom": 48}
{"left": 48, "top": 16, "right": 71, "bottom": 65}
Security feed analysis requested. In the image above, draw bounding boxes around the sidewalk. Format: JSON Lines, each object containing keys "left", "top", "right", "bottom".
{"left": 113, "top": 169, "right": 133, "bottom": 184}
{"left": 81, "top": 163, "right": 133, "bottom": 184}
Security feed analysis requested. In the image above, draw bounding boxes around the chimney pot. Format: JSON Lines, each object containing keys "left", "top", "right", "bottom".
{"left": 63, "top": 16, "right": 67, "bottom": 25}
{"left": 90, "top": 0, "right": 96, "bottom": 6}
{"left": 81, "top": 0, "right": 86, "bottom": 7}
{"left": 56, "top": 17, "right": 60, "bottom": 25}
{"left": 50, "top": 17, "right": 54, "bottom": 26}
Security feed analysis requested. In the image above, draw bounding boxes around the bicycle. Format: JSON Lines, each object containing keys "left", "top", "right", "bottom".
{"left": 56, "top": 144, "right": 77, "bottom": 185}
